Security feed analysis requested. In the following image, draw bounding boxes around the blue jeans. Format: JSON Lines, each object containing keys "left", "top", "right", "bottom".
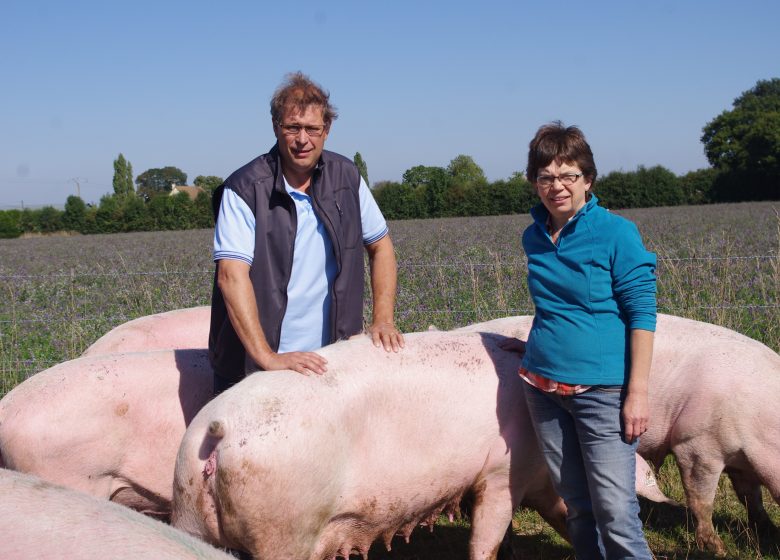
{"left": 523, "top": 383, "right": 651, "bottom": 560}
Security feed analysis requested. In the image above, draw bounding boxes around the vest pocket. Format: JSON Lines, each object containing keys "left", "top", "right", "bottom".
{"left": 331, "top": 187, "right": 361, "bottom": 249}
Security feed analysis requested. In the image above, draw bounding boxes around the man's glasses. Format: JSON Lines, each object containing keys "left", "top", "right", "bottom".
{"left": 277, "top": 123, "right": 327, "bottom": 138}
{"left": 536, "top": 172, "right": 583, "bottom": 188}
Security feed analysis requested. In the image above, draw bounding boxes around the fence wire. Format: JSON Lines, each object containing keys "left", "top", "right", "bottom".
{"left": 0, "top": 253, "right": 776, "bottom": 280}
{"left": 1, "top": 254, "right": 777, "bottom": 381}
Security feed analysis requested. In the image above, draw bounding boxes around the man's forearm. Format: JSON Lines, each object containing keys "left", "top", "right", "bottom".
{"left": 367, "top": 236, "right": 398, "bottom": 325}
{"left": 217, "top": 260, "right": 273, "bottom": 368}
{"left": 365, "top": 235, "right": 404, "bottom": 351}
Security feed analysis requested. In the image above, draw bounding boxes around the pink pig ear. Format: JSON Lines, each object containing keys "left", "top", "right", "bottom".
{"left": 347, "top": 333, "right": 364, "bottom": 340}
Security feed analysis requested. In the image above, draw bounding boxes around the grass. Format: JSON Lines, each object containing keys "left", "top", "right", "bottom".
{"left": 1, "top": 201, "right": 779, "bottom": 558}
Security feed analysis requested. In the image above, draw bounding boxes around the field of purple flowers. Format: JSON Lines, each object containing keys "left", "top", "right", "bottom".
{"left": 0, "top": 200, "right": 778, "bottom": 558}
{"left": 1, "top": 201, "right": 777, "bottom": 394}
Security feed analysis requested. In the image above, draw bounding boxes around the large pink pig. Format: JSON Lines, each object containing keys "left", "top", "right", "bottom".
{"left": 171, "top": 330, "right": 568, "bottom": 560}
{"left": 455, "top": 313, "right": 780, "bottom": 556}
{"left": 452, "top": 318, "right": 674, "bottom": 507}
{"left": 83, "top": 306, "right": 211, "bottom": 356}
{"left": 0, "top": 348, "right": 213, "bottom": 516}
{"left": 82, "top": 308, "right": 671, "bottom": 509}
{"left": 0, "top": 468, "right": 234, "bottom": 560}
{"left": 0, "top": 308, "right": 666, "bottom": 527}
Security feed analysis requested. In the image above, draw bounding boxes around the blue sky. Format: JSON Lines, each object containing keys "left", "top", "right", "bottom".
{"left": 1, "top": 0, "right": 778, "bottom": 208}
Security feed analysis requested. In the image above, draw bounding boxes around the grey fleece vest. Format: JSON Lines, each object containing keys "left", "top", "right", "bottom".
{"left": 208, "top": 145, "right": 365, "bottom": 379}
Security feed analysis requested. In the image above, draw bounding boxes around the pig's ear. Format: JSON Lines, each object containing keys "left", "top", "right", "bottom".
{"left": 348, "top": 333, "right": 365, "bottom": 340}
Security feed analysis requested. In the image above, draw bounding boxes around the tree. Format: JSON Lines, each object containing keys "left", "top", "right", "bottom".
{"left": 62, "top": 195, "right": 87, "bottom": 232}
{"left": 36, "top": 206, "right": 63, "bottom": 233}
{"left": 136, "top": 166, "right": 188, "bottom": 198}
{"left": 19, "top": 208, "right": 37, "bottom": 233}
{"left": 402, "top": 165, "right": 450, "bottom": 218}
{"left": 598, "top": 170, "right": 641, "bottom": 209}
{"left": 95, "top": 195, "right": 123, "bottom": 233}
{"left": 679, "top": 168, "right": 718, "bottom": 205}
{"left": 0, "top": 210, "right": 22, "bottom": 239}
{"left": 494, "top": 172, "right": 536, "bottom": 214}
{"left": 372, "top": 181, "right": 427, "bottom": 220}
{"left": 146, "top": 192, "right": 194, "bottom": 230}
{"left": 353, "top": 152, "right": 369, "bottom": 186}
{"left": 447, "top": 155, "right": 487, "bottom": 187}
{"left": 402, "top": 165, "right": 447, "bottom": 188}
{"left": 595, "top": 166, "right": 682, "bottom": 209}
{"left": 112, "top": 154, "right": 134, "bottom": 198}
{"left": 635, "top": 165, "right": 684, "bottom": 207}
{"left": 701, "top": 78, "right": 780, "bottom": 201}
{"left": 121, "top": 195, "right": 150, "bottom": 231}
{"left": 192, "top": 190, "right": 215, "bottom": 229}
{"left": 193, "top": 175, "right": 223, "bottom": 196}
{"left": 702, "top": 78, "right": 780, "bottom": 173}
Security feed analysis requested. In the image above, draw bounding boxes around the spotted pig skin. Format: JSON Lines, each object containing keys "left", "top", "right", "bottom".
{"left": 171, "top": 331, "right": 567, "bottom": 560}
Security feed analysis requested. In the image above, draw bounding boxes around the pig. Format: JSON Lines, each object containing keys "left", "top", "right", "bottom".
{"left": 87, "top": 308, "right": 668, "bottom": 508}
{"left": 454, "top": 313, "right": 780, "bottom": 556}
{"left": 449, "top": 318, "right": 675, "bottom": 507}
{"left": 0, "top": 468, "right": 234, "bottom": 560}
{"left": 0, "top": 348, "right": 213, "bottom": 517}
{"left": 0, "top": 308, "right": 667, "bottom": 529}
{"left": 82, "top": 306, "right": 211, "bottom": 356}
{"left": 171, "top": 330, "right": 568, "bottom": 560}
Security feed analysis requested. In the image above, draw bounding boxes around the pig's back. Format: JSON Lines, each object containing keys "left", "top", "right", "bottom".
{"left": 214, "top": 331, "right": 519, "bottom": 469}
{"left": 651, "top": 314, "right": 780, "bottom": 397}
{"left": 82, "top": 306, "right": 211, "bottom": 356}
{"left": 641, "top": 314, "right": 780, "bottom": 458}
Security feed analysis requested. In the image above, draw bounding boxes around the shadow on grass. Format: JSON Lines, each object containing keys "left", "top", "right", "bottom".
{"left": 364, "top": 524, "right": 574, "bottom": 560}
{"left": 640, "top": 497, "right": 780, "bottom": 559}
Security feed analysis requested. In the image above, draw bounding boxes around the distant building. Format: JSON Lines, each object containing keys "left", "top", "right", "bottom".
{"left": 170, "top": 184, "right": 205, "bottom": 201}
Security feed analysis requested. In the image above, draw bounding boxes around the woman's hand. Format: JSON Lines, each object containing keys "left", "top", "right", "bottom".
{"left": 624, "top": 329, "right": 654, "bottom": 443}
{"left": 622, "top": 389, "right": 649, "bottom": 443}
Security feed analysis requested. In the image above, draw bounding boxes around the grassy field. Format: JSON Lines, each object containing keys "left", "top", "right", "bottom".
{"left": 1, "top": 201, "right": 778, "bottom": 558}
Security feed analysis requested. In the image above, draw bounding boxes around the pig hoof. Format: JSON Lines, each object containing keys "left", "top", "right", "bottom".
{"left": 696, "top": 532, "right": 726, "bottom": 557}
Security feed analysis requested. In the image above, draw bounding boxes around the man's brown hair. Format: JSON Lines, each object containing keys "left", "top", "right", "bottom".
{"left": 270, "top": 72, "right": 338, "bottom": 127}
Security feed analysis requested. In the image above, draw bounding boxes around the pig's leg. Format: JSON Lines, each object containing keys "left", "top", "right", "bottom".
{"left": 675, "top": 450, "right": 727, "bottom": 556}
{"left": 727, "top": 471, "right": 778, "bottom": 534}
{"left": 110, "top": 482, "right": 170, "bottom": 519}
{"left": 172, "top": 438, "right": 225, "bottom": 549}
{"left": 636, "top": 454, "right": 677, "bottom": 505}
{"left": 519, "top": 481, "right": 569, "bottom": 541}
{"left": 468, "top": 473, "right": 513, "bottom": 560}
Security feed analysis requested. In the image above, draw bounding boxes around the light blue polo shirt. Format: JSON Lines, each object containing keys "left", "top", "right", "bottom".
{"left": 214, "top": 176, "right": 388, "bottom": 352}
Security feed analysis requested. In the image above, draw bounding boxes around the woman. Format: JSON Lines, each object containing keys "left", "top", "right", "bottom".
{"left": 520, "top": 122, "right": 656, "bottom": 559}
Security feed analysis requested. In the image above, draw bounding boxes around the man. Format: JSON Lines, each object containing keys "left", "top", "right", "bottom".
{"left": 209, "top": 72, "right": 404, "bottom": 394}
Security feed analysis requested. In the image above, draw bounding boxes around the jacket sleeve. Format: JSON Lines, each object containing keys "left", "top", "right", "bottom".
{"left": 611, "top": 220, "right": 657, "bottom": 331}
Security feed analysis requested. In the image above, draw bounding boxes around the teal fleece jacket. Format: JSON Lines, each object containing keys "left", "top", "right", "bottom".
{"left": 521, "top": 195, "right": 657, "bottom": 386}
